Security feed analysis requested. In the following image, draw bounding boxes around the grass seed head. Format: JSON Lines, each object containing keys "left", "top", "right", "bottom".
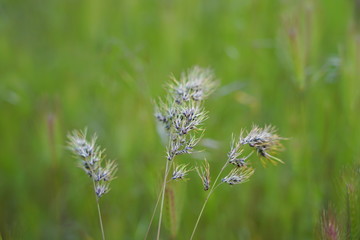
{"left": 168, "top": 66, "right": 218, "bottom": 104}
{"left": 240, "top": 125, "right": 285, "bottom": 164}
{"left": 320, "top": 209, "right": 340, "bottom": 240}
{"left": 172, "top": 164, "right": 191, "bottom": 180}
{"left": 196, "top": 160, "right": 211, "bottom": 191}
{"left": 222, "top": 167, "right": 255, "bottom": 185}
{"left": 67, "top": 129, "right": 118, "bottom": 198}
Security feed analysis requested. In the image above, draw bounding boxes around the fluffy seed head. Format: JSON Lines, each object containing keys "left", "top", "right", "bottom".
{"left": 172, "top": 103, "right": 208, "bottom": 136}
{"left": 168, "top": 66, "right": 218, "bottom": 104}
{"left": 92, "top": 160, "right": 118, "bottom": 182}
{"left": 68, "top": 129, "right": 97, "bottom": 160}
{"left": 67, "top": 129, "right": 118, "bottom": 199}
{"left": 95, "top": 182, "right": 110, "bottom": 198}
{"left": 320, "top": 209, "right": 340, "bottom": 240}
{"left": 172, "top": 164, "right": 191, "bottom": 180}
{"left": 240, "top": 125, "right": 285, "bottom": 164}
{"left": 196, "top": 160, "right": 211, "bottom": 191}
{"left": 222, "top": 167, "right": 255, "bottom": 185}
{"left": 155, "top": 67, "right": 217, "bottom": 163}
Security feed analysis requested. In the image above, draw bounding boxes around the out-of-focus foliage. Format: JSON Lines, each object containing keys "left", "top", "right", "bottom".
{"left": 1, "top": 0, "right": 360, "bottom": 239}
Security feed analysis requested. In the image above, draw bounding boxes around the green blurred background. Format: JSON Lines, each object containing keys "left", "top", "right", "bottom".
{"left": 1, "top": 0, "right": 360, "bottom": 239}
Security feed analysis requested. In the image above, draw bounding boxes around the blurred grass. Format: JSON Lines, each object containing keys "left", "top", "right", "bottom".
{"left": 1, "top": 0, "right": 360, "bottom": 239}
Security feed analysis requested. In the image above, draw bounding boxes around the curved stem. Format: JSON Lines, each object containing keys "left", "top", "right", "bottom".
{"left": 92, "top": 180, "right": 106, "bottom": 240}
{"left": 189, "top": 161, "right": 228, "bottom": 240}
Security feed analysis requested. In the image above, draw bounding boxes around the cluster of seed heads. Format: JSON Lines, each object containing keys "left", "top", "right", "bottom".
{"left": 220, "top": 125, "right": 286, "bottom": 185}
{"left": 152, "top": 66, "right": 217, "bottom": 240}
{"left": 227, "top": 125, "right": 284, "bottom": 168}
{"left": 68, "top": 129, "right": 117, "bottom": 198}
{"left": 155, "top": 67, "right": 217, "bottom": 164}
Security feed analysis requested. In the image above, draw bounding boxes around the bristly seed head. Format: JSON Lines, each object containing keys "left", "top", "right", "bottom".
{"left": 172, "top": 103, "right": 208, "bottom": 136}
{"left": 222, "top": 167, "right": 255, "bottom": 185}
{"left": 67, "top": 129, "right": 118, "bottom": 199}
{"left": 172, "top": 164, "right": 191, "bottom": 180}
{"left": 320, "top": 208, "right": 340, "bottom": 240}
{"left": 95, "top": 182, "right": 110, "bottom": 198}
{"left": 240, "top": 125, "right": 285, "bottom": 164}
{"left": 68, "top": 129, "right": 97, "bottom": 159}
{"left": 196, "top": 160, "right": 211, "bottom": 191}
{"left": 168, "top": 66, "right": 218, "bottom": 104}
{"left": 228, "top": 133, "right": 255, "bottom": 167}
{"left": 155, "top": 67, "right": 218, "bottom": 163}
{"left": 92, "top": 160, "right": 117, "bottom": 182}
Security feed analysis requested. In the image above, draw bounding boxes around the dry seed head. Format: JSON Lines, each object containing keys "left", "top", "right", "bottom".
{"left": 167, "top": 134, "right": 202, "bottom": 160}
{"left": 68, "top": 129, "right": 100, "bottom": 173}
{"left": 92, "top": 160, "right": 118, "bottom": 182}
{"left": 164, "top": 103, "right": 207, "bottom": 161}
{"left": 67, "top": 129, "right": 118, "bottom": 198}
{"left": 169, "top": 66, "right": 218, "bottom": 104}
{"left": 228, "top": 133, "right": 256, "bottom": 167}
{"left": 222, "top": 167, "right": 255, "bottom": 185}
{"left": 172, "top": 103, "right": 208, "bottom": 136}
{"left": 240, "top": 125, "right": 285, "bottom": 164}
{"left": 95, "top": 182, "right": 110, "bottom": 198}
{"left": 68, "top": 129, "right": 97, "bottom": 160}
{"left": 172, "top": 164, "right": 192, "bottom": 180}
{"left": 154, "top": 98, "right": 178, "bottom": 131}
{"left": 228, "top": 133, "right": 243, "bottom": 162}
{"left": 196, "top": 160, "right": 211, "bottom": 191}
{"left": 320, "top": 209, "right": 340, "bottom": 240}
{"left": 156, "top": 101, "right": 207, "bottom": 144}
{"left": 240, "top": 125, "right": 280, "bottom": 146}
{"left": 155, "top": 66, "right": 215, "bottom": 164}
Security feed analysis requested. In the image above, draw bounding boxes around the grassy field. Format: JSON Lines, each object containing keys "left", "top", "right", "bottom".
{"left": 1, "top": 0, "right": 360, "bottom": 239}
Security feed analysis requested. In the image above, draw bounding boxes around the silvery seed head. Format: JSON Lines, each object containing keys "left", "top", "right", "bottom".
{"left": 68, "top": 129, "right": 100, "bottom": 173}
{"left": 168, "top": 66, "right": 218, "bottom": 104}
{"left": 196, "top": 160, "right": 211, "bottom": 191}
{"left": 228, "top": 133, "right": 256, "bottom": 167}
{"left": 68, "top": 129, "right": 97, "bottom": 160}
{"left": 67, "top": 129, "right": 118, "bottom": 199}
{"left": 171, "top": 103, "right": 208, "bottom": 136}
{"left": 154, "top": 98, "right": 178, "bottom": 131}
{"left": 166, "top": 134, "right": 202, "bottom": 161}
{"left": 222, "top": 167, "right": 255, "bottom": 185}
{"left": 155, "top": 67, "right": 217, "bottom": 164}
{"left": 172, "top": 164, "right": 191, "bottom": 180}
{"left": 95, "top": 182, "right": 110, "bottom": 198}
{"left": 92, "top": 160, "right": 117, "bottom": 182}
{"left": 240, "top": 125, "right": 285, "bottom": 164}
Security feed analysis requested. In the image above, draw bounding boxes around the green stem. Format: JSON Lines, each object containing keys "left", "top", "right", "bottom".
{"left": 144, "top": 160, "right": 173, "bottom": 240}
{"left": 189, "top": 161, "right": 228, "bottom": 240}
{"left": 93, "top": 180, "right": 106, "bottom": 240}
{"left": 156, "top": 159, "right": 170, "bottom": 240}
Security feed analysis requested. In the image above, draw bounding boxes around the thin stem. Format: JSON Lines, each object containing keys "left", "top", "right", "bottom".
{"left": 189, "top": 161, "right": 228, "bottom": 240}
{"left": 96, "top": 199, "right": 106, "bottom": 240}
{"left": 144, "top": 187, "right": 162, "bottom": 240}
{"left": 156, "top": 159, "right": 170, "bottom": 240}
{"left": 92, "top": 180, "right": 106, "bottom": 240}
{"left": 144, "top": 160, "right": 173, "bottom": 240}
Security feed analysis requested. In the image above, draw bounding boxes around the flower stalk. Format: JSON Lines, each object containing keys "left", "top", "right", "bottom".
{"left": 68, "top": 129, "right": 118, "bottom": 240}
